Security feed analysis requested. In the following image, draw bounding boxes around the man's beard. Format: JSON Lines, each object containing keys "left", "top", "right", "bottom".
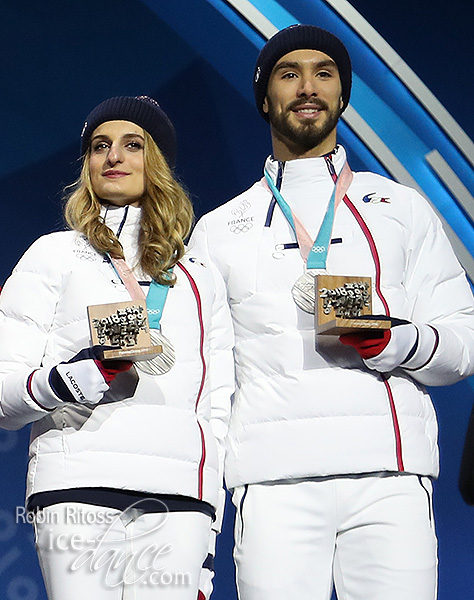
{"left": 267, "top": 98, "right": 341, "bottom": 155}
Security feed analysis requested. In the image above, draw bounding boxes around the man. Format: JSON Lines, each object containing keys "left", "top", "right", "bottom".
{"left": 190, "top": 24, "right": 474, "bottom": 600}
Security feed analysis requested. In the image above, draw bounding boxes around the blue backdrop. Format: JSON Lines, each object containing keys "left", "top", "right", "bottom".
{"left": 0, "top": 1, "right": 473, "bottom": 599}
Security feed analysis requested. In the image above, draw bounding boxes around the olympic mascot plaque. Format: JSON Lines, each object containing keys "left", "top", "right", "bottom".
{"left": 87, "top": 299, "right": 163, "bottom": 361}
{"left": 315, "top": 275, "right": 391, "bottom": 335}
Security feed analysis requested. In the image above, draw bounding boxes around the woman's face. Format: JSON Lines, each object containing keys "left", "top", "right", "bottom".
{"left": 89, "top": 120, "right": 146, "bottom": 206}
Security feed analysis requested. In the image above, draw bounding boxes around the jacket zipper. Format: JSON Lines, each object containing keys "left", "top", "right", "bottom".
{"left": 176, "top": 262, "right": 207, "bottom": 498}
{"left": 325, "top": 157, "right": 404, "bottom": 471}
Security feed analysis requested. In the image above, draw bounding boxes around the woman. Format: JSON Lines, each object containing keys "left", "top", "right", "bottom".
{"left": 0, "top": 96, "right": 233, "bottom": 599}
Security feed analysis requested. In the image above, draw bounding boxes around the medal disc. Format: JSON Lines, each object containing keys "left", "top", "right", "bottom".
{"left": 136, "top": 329, "right": 175, "bottom": 375}
{"left": 291, "top": 270, "right": 323, "bottom": 314}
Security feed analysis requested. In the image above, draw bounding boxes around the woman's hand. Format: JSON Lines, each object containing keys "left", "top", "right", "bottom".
{"left": 27, "top": 346, "right": 132, "bottom": 409}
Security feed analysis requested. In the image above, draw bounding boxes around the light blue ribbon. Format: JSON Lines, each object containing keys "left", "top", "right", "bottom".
{"left": 264, "top": 169, "right": 337, "bottom": 270}
{"left": 146, "top": 279, "right": 171, "bottom": 329}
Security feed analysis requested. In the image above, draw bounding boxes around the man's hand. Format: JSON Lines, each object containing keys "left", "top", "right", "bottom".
{"left": 340, "top": 317, "right": 418, "bottom": 373}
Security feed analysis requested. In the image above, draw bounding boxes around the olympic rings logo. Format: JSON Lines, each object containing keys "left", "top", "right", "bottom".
{"left": 311, "top": 246, "right": 325, "bottom": 253}
{"left": 229, "top": 222, "right": 253, "bottom": 234}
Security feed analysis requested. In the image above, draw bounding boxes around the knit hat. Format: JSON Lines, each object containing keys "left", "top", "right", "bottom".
{"left": 253, "top": 24, "right": 352, "bottom": 120}
{"left": 80, "top": 95, "right": 177, "bottom": 168}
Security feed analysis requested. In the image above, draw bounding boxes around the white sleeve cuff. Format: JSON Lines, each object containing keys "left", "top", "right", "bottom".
{"left": 28, "top": 369, "right": 62, "bottom": 411}
{"left": 402, "top": 324, "right": 439, "bottom": 371}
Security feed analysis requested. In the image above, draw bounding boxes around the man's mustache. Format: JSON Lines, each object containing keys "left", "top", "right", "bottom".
{"left": 287, "top": 99, "right": 329, "bottom": 111}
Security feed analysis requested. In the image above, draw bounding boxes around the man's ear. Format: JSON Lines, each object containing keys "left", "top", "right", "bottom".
{"left": 339, "top": 96, "right": 344, "bottom": 110}
{"left": 263, "top": 96, "right": 269, "bottom": 114}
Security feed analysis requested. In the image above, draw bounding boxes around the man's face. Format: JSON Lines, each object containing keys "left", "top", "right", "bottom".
{"left": 263, "top": 49, "right": 344, "bottom": 158}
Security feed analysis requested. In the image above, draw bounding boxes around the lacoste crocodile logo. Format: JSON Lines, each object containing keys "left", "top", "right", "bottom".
{"left": 362, "top": 193, "right": 391, "bottom": 204}
{"left": 188, "top": 257, "right": 206, "bottom": 268}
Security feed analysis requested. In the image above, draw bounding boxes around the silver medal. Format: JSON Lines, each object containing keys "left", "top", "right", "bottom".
{"left": 136, "top": 329, "right": 175, "bottom": 375}
{"left": 291, "top": 270, "right": 325, "bottom": 314}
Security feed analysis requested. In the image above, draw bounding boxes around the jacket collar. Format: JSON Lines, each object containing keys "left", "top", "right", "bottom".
{"left": 101, "top": 203, "right": 141, "bottom": 237}
{"left": 100, "top": 203, "right": 142, "bottom": 271}
{"left": 264, "top": 145, "right": 347, "bottom": 189}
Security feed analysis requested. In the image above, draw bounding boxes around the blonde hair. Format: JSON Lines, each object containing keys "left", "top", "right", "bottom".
{"left": 64, "top": 131, "right": 194, "bottom": 285}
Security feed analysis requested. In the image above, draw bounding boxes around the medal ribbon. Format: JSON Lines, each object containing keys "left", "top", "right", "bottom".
{"left": 107, "top": 255, "right": 171, "bottom": 329}
{"left": 264, "top": 159, "right": 353, "bottom": 269}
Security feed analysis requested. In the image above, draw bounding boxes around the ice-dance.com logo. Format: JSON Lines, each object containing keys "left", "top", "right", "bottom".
{"left": 17, "top": 500, "right": 192, "bottom": 588}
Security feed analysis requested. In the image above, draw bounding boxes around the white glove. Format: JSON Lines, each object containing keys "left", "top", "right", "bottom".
{"left": 362, "top": 321, "right": 418, "bottom": 373}
{"left": 360, "top": 320, "right": 438, "bottom": 374}
{"left": 28, "top": 346, "right": 132, "bottom": 409}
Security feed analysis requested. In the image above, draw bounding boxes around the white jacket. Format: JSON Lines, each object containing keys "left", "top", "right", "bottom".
{"left": 190, "top": 146, "right": 474, "bottom": 489}
{"left": 0, "top": 204, "right": 234, "bottom": 514}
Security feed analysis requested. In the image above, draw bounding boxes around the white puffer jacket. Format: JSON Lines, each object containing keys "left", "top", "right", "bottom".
{"left": 0, "top": 204, "right": 234, "bottom": 513}
{"left": 190, "top": 146, "right": 474, "bottom": 489}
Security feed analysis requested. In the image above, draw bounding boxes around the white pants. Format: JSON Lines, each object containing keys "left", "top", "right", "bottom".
{"left": 233, "top": 474, "right": 438, "bottom": 600}
{"left": 34, "top": 503, "right": 211, "bottom": 600}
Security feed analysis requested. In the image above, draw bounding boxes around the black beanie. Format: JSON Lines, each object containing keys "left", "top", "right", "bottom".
{"left": 80, "top": 95, "right": 177, "bottom": 168}
{"left": 253, "top": 24, "right": 352, "bottom": 121}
